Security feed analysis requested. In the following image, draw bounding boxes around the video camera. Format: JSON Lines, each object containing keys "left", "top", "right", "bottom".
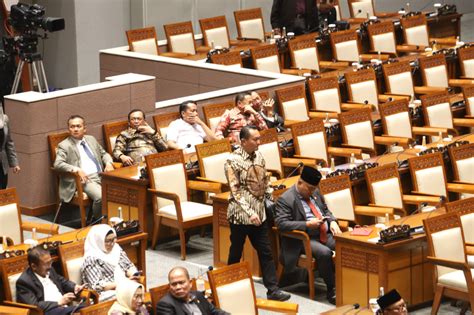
{"left": 8, "top": 2, "right": 64, "bottom": 34}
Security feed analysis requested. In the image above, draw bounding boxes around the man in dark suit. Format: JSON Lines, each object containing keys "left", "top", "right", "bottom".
{"left": 271, "top": 0, "right": 320, "bottom": 35}
{"left": 16, "top": 246, "right": 86, "bottom": 314}
{"left": 275, "top": 166, "right": 342, "bottom": 304}
{"left": 156, "top": 267, "right": 229, "bottom": 315}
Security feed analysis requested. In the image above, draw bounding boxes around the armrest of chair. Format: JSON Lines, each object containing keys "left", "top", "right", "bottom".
{"left": 281, "top": 157, "right": 317, "bottom": 168}
{"left": 3, "top": 301, "right": 42, "bottom": 314}
{"left": 21, "top": 221, "right": 59, "bottom": 235}
{"left": 278, "top": 229, "right": 310, "bottom": 242}
{"left": 327, "top": 146, "right": 362, "bottom": 159}
{"left": 465, "top": 245, "right": 474, "bottom": 256}
{"left": 340, "top": 102, "right": 372, "bottom": 111}
{"left": 319, "top": 60, "right": 350, "bottom": 69}
{"left": 147, "top": 188, "right": 180, "bottom": 203}
{"left": 412, "top": 126, "right": 449, "bottom": 137}
{"left": 453, "top": 118, "right": 474, "bottom": 128}
{"left": 343, "top": 100, "right": 376, "bottom": 111}
{"left": 281, "top": 68, "right": 308, "bottom": 76}
{"left": 112, "top": 162, "right": 123, "bottom": 169}
{"left": 354, "top": 205, "right": 394, "bottom": 218}
{"left": 402, "top": 194, "right": 441, "bottom": 205}
{"left": 196, "top": 46, "right": 211, "bottom": 53}
{"left": 410, "top": 191, "right": 442, "bottom": 198}
{"left": 359, "top": 53, "right": 390, "bottom": 62}
{"left": 230, "top": 39, "right": 260, "bottom": 46}
{"left": 448, "top": 79, "right": 474, "bottom": 87}
{"left": 308, "top": 111, "right": 339, "bottom": 119}
{"left": 160, "top": 51, "right": 191, "bottom": 58}
{"left": 414, "top": 86, "right": 448, "bottom": 94}
{"left": 188, "top": 180, "right": 223, "bottom": 194}
{"left": 256, "top": 298, "right": 298, "bottom": 314}
{"left": 376, "top": 12, "right": 400, "bottom": 18}
{"left": 446, "top": 182, "right": 474, "bottom": 194}
{"left": 374, "top": 135, "right": 410, "bottom": 147}
{"left": 378, "top": 94, "right": 410, "bottom": 103}
{"left": 429, "top": 37, "right": 457, "bottom": 46}
{"left": 291, "top": 155, "right": 323, "bottom": 166}
{"left": 426, "top": 256, "right": 471, "bottom": 271}
{"left": 396, "top": 44, "right": 426, "bottom": 53}
{"left": 195, "top": 177, "right": 229, "bottom": 191}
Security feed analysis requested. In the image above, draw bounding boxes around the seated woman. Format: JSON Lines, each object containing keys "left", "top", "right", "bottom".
{"left": 81, "top": 224, "right": 139, "bottom": 301}
{"left": 108, "top": 279, "right": 148, "bottom": 315}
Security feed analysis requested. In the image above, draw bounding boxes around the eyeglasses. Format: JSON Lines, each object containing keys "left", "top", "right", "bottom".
{"left": 104, "top": 237, "right": 117, "bottom": 244}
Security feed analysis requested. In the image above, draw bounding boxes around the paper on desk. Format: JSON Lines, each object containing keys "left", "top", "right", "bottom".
{"left": 367, "top": 237, "right": 380, "bottom": 244}
{"left": 131, "top": 175, "right": 140, "bottom": 180}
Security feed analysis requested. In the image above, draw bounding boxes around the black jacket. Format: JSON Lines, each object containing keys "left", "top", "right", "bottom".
{"left": 16, "top": 267, "right": 76, "bottom": 312}
{"left": 156, "top": 291, "right": 229, "bottom": 315}
{"left": 271, "top": 0, "right": 319, "bottom": 32}
{"left": 275, "top": 186, "right": 336, "bottom": 272}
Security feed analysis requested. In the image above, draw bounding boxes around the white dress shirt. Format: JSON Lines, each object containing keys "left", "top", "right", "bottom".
{"left": 34, "top": 272, "right": 64, "bottom": 303}
{"left": 74, "top": 138, "right": 100, "bottom": 175}
{"left": 166, "top": 119, "right": 207, "bottom": 153}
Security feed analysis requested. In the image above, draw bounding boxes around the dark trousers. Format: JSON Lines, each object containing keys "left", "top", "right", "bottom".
{"left": 45, "top": 304, "right": 84, "bottom": 315}
{"left": 228, "top": 222, "right": 279, "bottom": 293}
{"left": 309, "top": 233, "right": 335, "bottom": 291}
{"left": 0, "top": 162, "right": 7, "bottom": 189}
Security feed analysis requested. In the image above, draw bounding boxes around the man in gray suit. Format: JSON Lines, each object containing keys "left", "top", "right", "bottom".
{"left": 54, "top": 115, "right": 114, "bottom": 220}
{"left": 275, "top": 165, "right": 341, "bottom": 305}
{"left": 0, "top": 106, "right": 20, "bottom": 189}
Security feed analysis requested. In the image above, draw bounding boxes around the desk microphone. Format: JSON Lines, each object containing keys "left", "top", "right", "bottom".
{"left": 277, "top": 162, "right": 304, "bottom": 190}
{"left": 75, "top": 215, "right": 108, "bottom": 241}
{"left": 44, "top": 199, "right": 64, "bottom": 245}
{"left": 342, "top": 303, "right": 360, "bottom": 315}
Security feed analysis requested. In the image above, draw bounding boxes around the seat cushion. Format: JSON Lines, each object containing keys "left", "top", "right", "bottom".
{"left": 352, "top": 1, "right": 374, "bottom": 18}
{"left": 345, "top": 121, "right": 374, "bottom": 149}
{"left": 372, "top": 177, "right": 403, "bottom": 209}
{"left": 66, "top": 257, "right": 84, "bottom": 285}
{"left": 386, "top": 112, "right": 412, "bottom": 138}
{"left": 239, "top": 19, "right": 264, "bottom": 41}
{"left": 215, "top": 278, "right": 256, "bottom": 315}
{"left": 387, "top": 72, "right": 414, "bottom": 96}
{"left": 205, "top": 27, "right": 230, "bottom": 48}
{"left": 131, "top": 38, "right": 158, "bottom": 55}
{"left": 258, "top": 142, "right": 283, "bottom": 175}
{"left": 297, "top": 132, "right": 328, "bottom": 163}
{"left": 372, "top": 32, "right": 396, "bottom": 54}
{"left": 415, "top": 166, "right": 446, "bottom": 197}
{"left": 169, "top": 33, "right": 195, "bottom": 55}
{"left": 335, "top": 40, "right": 359, "bottom": 62}
{"left": 426, "top": 102, "right": 453, "bottom": 129}
{"left": 8, "top": 273, "right": 21, "bottom": 302}
{"left": 255, "top": 55, "right": 280, "bottom": 73}
{"left": 438, "top": 270, "right": 470, "bottom": 291}
{"left": 424, "top": 65, "right": 449, "bottom": 88}
{"left": 463, "top": 59, "right": 474, "bottom": 78}
{"left": 350, "top": 80, "right": 379, "bottom": 109}
{"left": 202, "top": 152, "right": 230, "bottom": 183}
{"left": 405, "top": 25, "right": 429, "bottom": 46}
{"left": 313, "top": 88, "right": 341, "bottom": 113}
{"left": 159, "top": 201, "right": 213, "bottom": 221}
{"left": 282, "top": 99, "right": 309, "bottom": 121}
{"left": 456, "top": 157, "right": 474, "bottom": 183}
{"left": 0, "top": 203, "right": 22, "bottom": 244}
{"left": 294, "top": 47, "right": 320, "bottom": 72}
{"left": 323, "top": 188, "right": 355, "bottom": 221}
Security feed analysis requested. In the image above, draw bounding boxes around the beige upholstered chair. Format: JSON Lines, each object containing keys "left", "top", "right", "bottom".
{"left": 367, "top": 21, "right": 398, "bottom": 55}
{"left": 347, "top": 0, "right": 398, "bottom": 19}
{"left": 458, "top": 45, "right": 474, "bottom": 79}
{"left": 195, "top": 139, "right": 232, "bottom": 186}
{"left": 202, "top": 101, "right": 234, "bottom": 132}
{"left": 152, "top": 112, "right": 181, "bottom": 140}
{"left": 250, "top": 44, "right": 298, "bottom": 75}
{"left": 126, "top": 26, "right": 160, "bottom": 55}
{"left": 163, "top": 21, "right": 210, "bottom": 56}
{"left": 233, "top": 8, "right": 268, "bottom": 42}
{"left": 463, "top": 85, "right": 474, "bottom": 118}
{"left": 210, "top": 51, "right": 243, "bottom": 68}
{"left": 329, "top": 29, "right": 361, "bottom": 63}
{"left": 291, "top": 119, "right": 362, "bottom": 166}
{"left": 419, "top": 54, "right": 474, "bottom": 89}
{"left": 199, "top": 15, "right": 232, "bottom": 49}
{"left": 365, "top": 163, "right": 440, "bottom": 217}
{"left": 58, "top": 240, "right": 85, "bottom": 285}
{"left": 275, "top": 84, "right": 310, "bottom": 124}
{"left": 146, "top": 150, "right": 217, "bottom": 259}
{"left": 0, "top": 188, "right": 59, "bottom": 245}
{"left": 445, "top": 197, "right": 474, "bottom": 267}
{"left": 401, "top": 14, "right": 457, "bottom": 49}
{"left": 208, "top": 261, "right": 298, "bottom": 314}
{"left": 423, "top": 211, "right": 474, "bottom": 315}
{"left": 408, "top": 153, "right": 474, "bottom": 201}
{"left": 449, "top": 143, "right": 474, "bottom": 199}
{"left": 102, "top": 120, "right": 129, "bottom": 156}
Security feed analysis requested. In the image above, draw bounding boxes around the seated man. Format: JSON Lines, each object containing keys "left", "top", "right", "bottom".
{"left": 377, "top": 289, "right": 408, "bottom": 315}
{"left": 54, "top": 115, "right": 114, "bottom": 219}
{"left": 275, "top": 165, "right": 342, "bottom": 305}
{"left": 156, "top": 267, "right": 229, "bottom": 315}
{"left": 113, "top": 109, "right": 168, "bottom": 166}
{"left": 214, "top": 92, "right": 268, "bottom": 143}
{"left": 166, "top": 100, "right": 217, "bottom": 153}
{"left": 250, "top": 91, "right": 285, "bottom": 131}
{"left": 16, "top": 246, "right": 86, "bottom": 315}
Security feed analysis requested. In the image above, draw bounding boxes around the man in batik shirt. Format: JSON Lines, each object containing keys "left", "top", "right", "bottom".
{"left": 224, "top": 125, "right": 290, "bottom": 302}
{"left": 214, "top": 92, "right": 268, "bottom": 143}
{"left": 113, "top": 109, "right": 168, "bottom": 166}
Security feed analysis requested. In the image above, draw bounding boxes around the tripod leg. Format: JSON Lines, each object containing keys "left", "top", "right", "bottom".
{"left": 37, "top": 60, "right": 49, "bottom": 93}
{"left": 10, "top": 60, "right": 25, "bottom": 94}
{"left": 31, "top": 61, "right": 43, "bottom": 93}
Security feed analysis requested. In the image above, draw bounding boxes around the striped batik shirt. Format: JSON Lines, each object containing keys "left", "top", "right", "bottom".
{"left": 225, "top": 147, "right": 273, "bottom": 225}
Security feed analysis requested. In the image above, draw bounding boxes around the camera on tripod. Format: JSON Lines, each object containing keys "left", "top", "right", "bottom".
{"left": 8, "top": 3, "right": 64, "bottom": 34}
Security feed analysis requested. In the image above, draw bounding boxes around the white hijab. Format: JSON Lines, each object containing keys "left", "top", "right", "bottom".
{"left": 108, "top": 279, "right": 144, "bottom": 314}
{"left": 84, "top": 224, "right": 121, "bottom": 267}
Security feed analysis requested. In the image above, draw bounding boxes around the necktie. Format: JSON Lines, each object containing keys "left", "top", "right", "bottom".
{"left": 80, "top": 140, "right": 102, "bottom": 173}
{"left": 306, "top": 199, "right": 328, "bottom": 244}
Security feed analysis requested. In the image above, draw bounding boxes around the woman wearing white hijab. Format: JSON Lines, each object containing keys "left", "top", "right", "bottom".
{"left": 0, "top": 106, "right": 20, "bottom": 189}
{"left": 108, "top": 279, "right": 149, "bottom": 315}
{"left": 81, "top": 224, "right": 139, "bottom": 300}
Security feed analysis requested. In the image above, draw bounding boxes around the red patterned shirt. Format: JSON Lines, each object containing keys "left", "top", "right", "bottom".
{"left": 214, "top": 107, "right": 268, "bottom": 143}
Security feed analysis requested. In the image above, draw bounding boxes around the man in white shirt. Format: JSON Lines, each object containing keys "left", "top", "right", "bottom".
{"left": 16, "top": 246, "right": 87, "bottom": 314}
{"left": 54, "top": 115, "right": 114, "bottom": 221}
{"left": 166, "top": 101, "right": 216, "bottom": 153}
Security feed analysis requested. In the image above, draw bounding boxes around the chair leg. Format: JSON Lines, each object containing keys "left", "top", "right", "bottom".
{"left": 179, "top": 228, "right": 187, "bottom": 260}
{"left": 79, "top": 204, "right": 87, "bottom": 228}
{"left": 151, "top": 216, "right": 162, "bottom": 249}
{"left": 431, "top": 285, "right": 444, "bottom": 315}
{"left": 460, "top": 301, "right": 469, "bottom": 315}
{"left": 200, "top": 226, "right": 206, "bottom": 237}
{"left": 308, "top": 268, "right": 315, "bottom": 300}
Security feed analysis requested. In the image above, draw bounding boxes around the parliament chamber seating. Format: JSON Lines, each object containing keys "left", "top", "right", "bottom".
{"left": 445, "top": 197, "right": 474, "bottom": 267}
{"left": 163, "top": 21, "right": 210, "bottom": 56}
{"left": 458, "top": 45, "right": 474, "bottom": 79}
{"left": 125, "top": 26, "right": 188, "bottom": 58}
{"left": 202, "top": 101, "right": 234, "bottom": 132}
{"left": 210, "top": 50, "right": 243, "bottom": 68}
{"left": 233, "top": 7, "right": 267, "bottom": 42}
{"left": 102, "top": 120, "right": 129, "bottom": 156}
{"left": 152, "top": 112, "right": 181, "bottom": 139}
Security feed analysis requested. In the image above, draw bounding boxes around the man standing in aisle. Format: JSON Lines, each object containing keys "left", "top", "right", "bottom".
{"left": 224, "top": 126, "right": 290, "bottom": 301}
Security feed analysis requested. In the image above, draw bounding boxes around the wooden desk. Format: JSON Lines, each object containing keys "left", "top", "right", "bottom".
{"left": 211, "top": 176, "right": 299, "bottom": 276}
{"left": 321, "top": 305, "right": 372, "bottom": 314}
{"left": 335, "top": 208, "right": 445, "bottom": 308}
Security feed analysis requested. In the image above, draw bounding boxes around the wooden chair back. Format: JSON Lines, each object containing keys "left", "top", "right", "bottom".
{"left": 419, "top": 54, "right": 449, "bottom": 88}
{"left": 329, "top": 29, "right": 361, "bottom": 62}
{"left": 448, "top": 143, "right": 474, "bottom": 183}
{"left": 202, "top": 101, "right": 234, "bottom": 132}
{"left": 400, "top": 14, "right": 429, "bottom": 47}
{"left": 288, "top": 33, "right": 320, "bottom": 72}
{"left": 382, "top": 60, "right": 415, "bottom": 96}
{"left": 348, "top": 0, "right": 375, "bottom": 18}
{"left": 163, "top": 21, "right": 197, "bottom": 55}
{"left": 250, "top": 44, "right": 281, "bottom": 73}
{"left": 365, "top": 163, "right": 404, "bottom": 211}
{"left": 47, "top": 131, "right": 69, "bottom": 165}
{"left": 291, "top": 119, "right": 329, "bottom": 165}
{"left": 233, "top": 8, "right": 265, "bottom": 41}
{"left": 419, "top": 91, "right": 453, "bottom": 129}
{"left": 79, "top": 300, "right": 115, "bottom": 315}
{"left": 126, "top": 26, "right": 159, "bottom": 55}
{"left": 339, "top": 108, "right": 375, "bottom": 150}
{"left": 367, "top": 20, "right": 397, "bottom": 54}
{"left": 58, "top": 239, "right": 85, "bottom": 284}
{"left": 445, "top": 197, "right": 474, "bottom": 215}
{"left": 0, "top": 188, "right": 22, "bottom": 244}
{"left": 462, "top": 85, "right": 474, "bottom": 117}
{"left": 199, "top": 15, "right": 231, "bottom": 48}
{"left": 319, "top": 174, "right": 356, "bottom": 222}
{"left": 275, "top": 84, "right": 309, "bottom": 122}
{"left": 210, "top": 51, "right": 243, "bottom": 68}
{"left": 378, "top": 99, "right": 413, "bottom": 139}
{"left": 0, "top": 254, "right": 29, "bottom": 302}
{"left": 149, "top": 284, "right": 170, "bottom": 312}
{"left": 408, "top": 152, "right": 449, "bottom": 198}
{"left": 195, "top": 139, "right": 232, "bottom": 184}
{"left": 258, "top": 128, "right": 284, "bottom": 177}
{"left": 458, "top": 45, "right": 474, "bottom": 78}
{"left": 344, "top": 68, "right": 379, "bottom": 110}
{"left": 152, "top": 112, "right": 181, "bottom": 139}
{"left": 102, "top": 120, "right": 128, "bottom": 155}
{"left": 307, "top": 76, "right": 342, "bottom": 113}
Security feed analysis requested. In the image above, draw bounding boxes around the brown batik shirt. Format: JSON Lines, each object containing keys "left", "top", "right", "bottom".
{"left": 224, "top": 147, "right": 273, "bottom": 225}
{"left": 112, "top": 127, "right": 168, "bottom": 163}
